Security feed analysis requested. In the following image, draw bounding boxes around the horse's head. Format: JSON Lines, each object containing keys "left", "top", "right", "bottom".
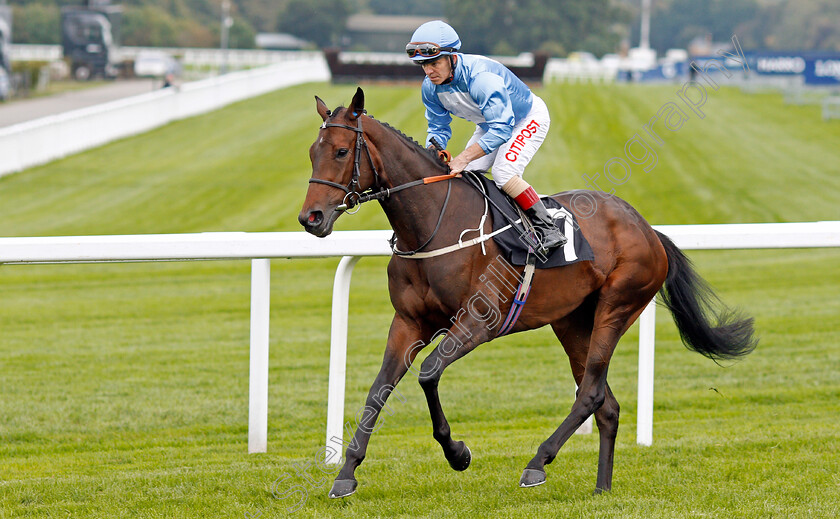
{"left": 299, "top": 87, "right": 376, "bottom": 237}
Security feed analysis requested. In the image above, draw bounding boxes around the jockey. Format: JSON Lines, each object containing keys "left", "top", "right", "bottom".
{"left": 406, "top": 20, "right": 567, "bottom": 253}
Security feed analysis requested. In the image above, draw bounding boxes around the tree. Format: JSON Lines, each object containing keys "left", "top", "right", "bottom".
{"left": 234, "top": 0, "right": 290, "bottom": 33}
{"left": 121, "top": 3, "right": 255, "bottom": 48}
{"left": 10, "top": 3, "right": 60, "bottom": 45}
{"left": 367, "top": 0, "right": 442, "bottom": 17}
{"left": 277, "top": 0, "right": 349, "bottom": 48}
{"left": 446, "top": 0, "right": 630, "bottom": 56}
{"left": 122, "top": 5, "right": 180, "bottom": 47}
{"left": 227, "top": 16, "right": 257, "bottom": 49}
{"left": 760, "top": 0, "right": 840, "bottom": 51}
{"left": 629, "top": 0, "right": 838, "bottom": 53}
{"left": 645, "top": 0, "right": 759, "bottom": 52}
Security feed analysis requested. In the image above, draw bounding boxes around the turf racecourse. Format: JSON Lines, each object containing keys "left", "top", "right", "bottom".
{"left": 1, "top": 81, "right": 839, "bottom": 518}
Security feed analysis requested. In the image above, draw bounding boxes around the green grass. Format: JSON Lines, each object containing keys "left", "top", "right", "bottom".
{"left": 1, "top": 82, "right": 839, "bottom": 518}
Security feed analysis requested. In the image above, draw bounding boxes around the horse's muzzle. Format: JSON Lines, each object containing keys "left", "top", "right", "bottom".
{"left": 299, "top": 209, "right": 334, "bottom": 237}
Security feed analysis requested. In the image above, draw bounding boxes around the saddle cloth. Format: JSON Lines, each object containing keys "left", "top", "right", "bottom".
{"left": 463, "top": 171, "right": 595, "bottom": 269}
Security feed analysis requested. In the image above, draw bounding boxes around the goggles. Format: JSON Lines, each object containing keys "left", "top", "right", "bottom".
{"left": 406, "top": 42, "right": 455, "bottom": 59}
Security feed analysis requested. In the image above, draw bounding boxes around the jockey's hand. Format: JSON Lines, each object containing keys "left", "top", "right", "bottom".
{"left": 448, "top": 154, "right": 470, "bottom": 175}
{"left": 449, "top": 143, "right": 487, "bottom": 175}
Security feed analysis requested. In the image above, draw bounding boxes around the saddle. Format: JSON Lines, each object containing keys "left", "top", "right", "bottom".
{"left": 461, "top": 172, "right": 594, "bottom": 269}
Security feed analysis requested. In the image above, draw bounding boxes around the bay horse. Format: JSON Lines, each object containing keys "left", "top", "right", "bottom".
{"left": 298, "top": 88, "right": 756, "bottom": 498}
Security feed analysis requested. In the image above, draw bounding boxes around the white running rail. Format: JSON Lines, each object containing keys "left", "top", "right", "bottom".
{"left": 0, "top": 57, "right": 330, "bottom": 178}
{"left": 1, "top": 222, "right": 838, "bottom": 455}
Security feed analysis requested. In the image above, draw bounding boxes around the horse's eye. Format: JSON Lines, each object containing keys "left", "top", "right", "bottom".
{"left": 336, "top": 148, "right": 349, "bottom": 159}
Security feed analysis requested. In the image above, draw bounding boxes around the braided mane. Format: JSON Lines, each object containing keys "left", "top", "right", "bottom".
{"left": 378, "top": 120, "right": 450, "bottom": 171}
{"left": 380, "top": 121, "right": 422, "bottom": 146}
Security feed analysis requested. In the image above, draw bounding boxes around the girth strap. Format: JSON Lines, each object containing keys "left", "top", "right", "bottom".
{"left": 497, "top": 255, "right": 537, "bottom": 337}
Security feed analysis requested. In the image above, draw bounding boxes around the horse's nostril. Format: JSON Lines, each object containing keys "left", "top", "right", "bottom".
{"left": 305, "top": 211, "right": 323, "bottom": 228}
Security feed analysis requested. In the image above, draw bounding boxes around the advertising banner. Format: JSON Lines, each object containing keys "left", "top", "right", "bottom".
{"left": 804, "top": 56, "right": 840, "bottom": 86}
{"left": 750, "top": 53, "right": 807, "bottom": 76}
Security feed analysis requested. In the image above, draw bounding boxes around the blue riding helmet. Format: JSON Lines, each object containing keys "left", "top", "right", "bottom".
{"left": 406, "top": 20, "right": 461, "bottom": 63}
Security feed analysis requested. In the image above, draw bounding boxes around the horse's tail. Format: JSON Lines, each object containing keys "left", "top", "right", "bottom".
{"left": 655, "top": 230, "right": 758, "bottom": 360}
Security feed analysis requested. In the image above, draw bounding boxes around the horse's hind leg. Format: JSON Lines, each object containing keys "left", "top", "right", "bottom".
{"left": 522, "top": 288, "right": 648, "bottom": 493}
{"left": 545, "top": 307, "right": 621, "bottom": 493}
{"left": 593, "top": 384, "right": 619, "bottom": 492}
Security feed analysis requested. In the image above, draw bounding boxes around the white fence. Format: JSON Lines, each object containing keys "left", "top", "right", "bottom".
{"left": 545, "top": 59, "right": 619, "bottom": 83}
{"left": 10, "top": 44, "right": 64, "bottom": 62}
{"left": 11, "top": 45, "right": 615, "bottom": 85}
{"left": 824, "top": 96, "right": 840, "bottom": 120}
{"left": 121, "top": 47, "right": 323, "bottom": 69}
{"left": 1, "top": 222, "right": 839, "bottom": 456}
{"left": 0, "top": 57, "right": 330, "bottom": 178}
{"left": 10, "top": 44, "right": 322, "bottom": 69}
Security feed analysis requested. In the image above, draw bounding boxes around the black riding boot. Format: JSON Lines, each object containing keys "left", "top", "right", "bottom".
{"left": 525, "top": 199, "right": 567, "bottom": 254}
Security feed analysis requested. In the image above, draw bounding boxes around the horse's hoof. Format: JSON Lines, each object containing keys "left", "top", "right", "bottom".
{"left": 447, "top": 442, "right": 471, "bottom": 471}
{"left": 593, "top": 486, "right": 610, "bottom": 496}
{"left": 328, "top": 479, "right": 357, "bottom": 499}
{"left": 519, "top": 468, "right": 546, "bottom": 488}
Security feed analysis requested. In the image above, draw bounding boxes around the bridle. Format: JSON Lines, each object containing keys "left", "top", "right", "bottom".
{"left": 308, "top": 112, "right": 459, "bottom": 254}
{"left": 308, "top": 114, "right": 381, "bottom": 214}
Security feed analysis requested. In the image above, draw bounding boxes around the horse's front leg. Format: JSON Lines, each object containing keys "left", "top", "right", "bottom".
{"left": 417, "top": 306, "right": 497, "bottom": 471}
{"left": 329, "top": 314, "right": 427, "bottom": 498}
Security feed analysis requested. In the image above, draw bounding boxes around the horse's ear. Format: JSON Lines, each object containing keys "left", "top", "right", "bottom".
{"left": 315, "top": 95, "right": 331, "bottom": 122}
{"left": 348, "top": 87, "right": 364, "bottom": 120}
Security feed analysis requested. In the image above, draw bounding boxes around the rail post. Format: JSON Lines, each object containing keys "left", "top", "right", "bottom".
{"left": 248, "top": 258, "right": 271, "bottom": 453}
{"left": 325, "top": 256, "right": 361, "bottom": 463}
{"left": 637, "top": 297, "right": 656, "bottom": 446}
